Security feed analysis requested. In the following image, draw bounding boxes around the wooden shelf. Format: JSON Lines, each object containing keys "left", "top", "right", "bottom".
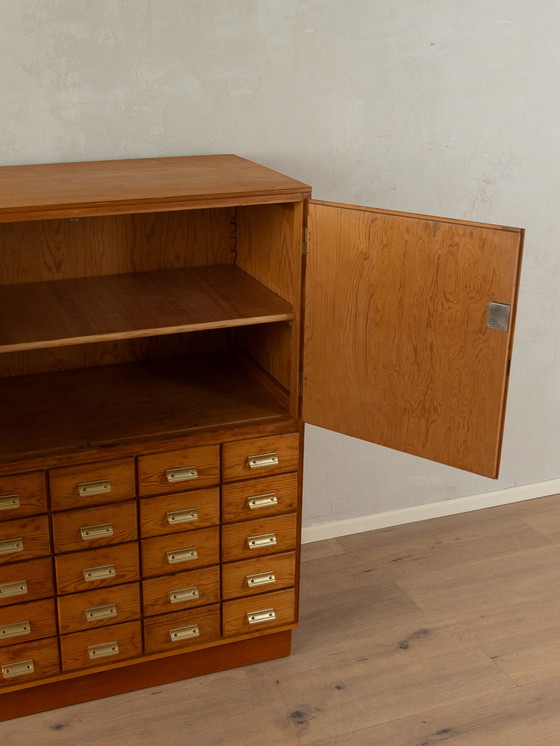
{"left": 0, "top": 353, "right": 289, "bottom": 463}
{"left": 0, "top": 265, "right": 294, "bottom": 353}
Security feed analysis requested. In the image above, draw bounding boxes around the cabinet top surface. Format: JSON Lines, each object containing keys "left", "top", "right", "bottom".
{"left": 0, "top": 154, "right": 311, "bottom": 221}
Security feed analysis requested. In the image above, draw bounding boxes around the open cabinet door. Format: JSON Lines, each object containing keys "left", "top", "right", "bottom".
{"left": 303, "top": 201, "right": 523, "bottom": 477}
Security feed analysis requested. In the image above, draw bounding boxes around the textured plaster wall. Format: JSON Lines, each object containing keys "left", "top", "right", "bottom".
{"left": 0, "top": 1, "right": 558, "bottom": 526}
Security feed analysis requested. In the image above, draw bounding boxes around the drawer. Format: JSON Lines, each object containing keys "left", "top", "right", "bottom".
{"left": 49, "top": 458, "right": 135, "bottom": 511}
{"left": 0, "top": 557, "right": 54, "bottom": 607}
{"left": 0, "top": 637, "right": 59, "bottom": 687}
{"left": 141, "top": 527, "right": 219, "bottom": 578}
{"left": 0, "top": 598, "right": 57, "bottom": 648}
{"left": 222, "top": 551, "right": 296, "bottom": 601}
{"left": 222, "top": 588, "right": 296, "bottom": 638}
{"left": 57, "top": 582, "right": 141, "bottom": 634}
{"left": 60, "top": 620, "right": 141, "bottom": 672}
{"left": 143, "top": 566, "right": 220, "bottom": 616}
{"left": 221, "top": 514, "right": 298, "bottom": 563}
{"left": 55, "top": 542, "right": 140, "bottom": 595}
{"left": 222, "top": 432, "right": 299, "bottom": 483}
{"left": 143, "top": 603, "right": 221, "bottom": 654}
{"left": 0, "top": 472, "right": 46, "bottom": 522}
{"left": 52, "top": 500, "right": 137, "bottom": 553}
{"left": 222, "top": 473, "right": 298, "bottom": 523}
{"left": 138, "top": 445, "right": 220, "bottom": 497}
{"left": 140, "top": 487, "right": 219, "bottom": 538}
{"left": 0, "top": 515, "right": 50, "bottom": 565}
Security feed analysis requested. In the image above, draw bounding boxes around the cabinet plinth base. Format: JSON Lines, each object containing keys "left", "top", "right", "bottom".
{"left": 0, "top": 631, "right": 292, "bottom": 722}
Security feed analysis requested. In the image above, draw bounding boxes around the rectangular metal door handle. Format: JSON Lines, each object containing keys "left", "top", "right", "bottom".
{"left": 0, "top": 538, "right": 24, "bottom": 556}
{"left": 247, "top": 453, "right": 279, "bottom": 470}
{"left": 246, "top": 608, "right": 277, "bottom": 625}
{"left": 169, "top": 624, "right": 200, "bottom": 642}
{"left": 83, "top": 564, "right": 116, "bottom": 582}
{"left": 166, "top": 509, "right": 198, "bottom": 525}
{"left": 166, "top": 547, "right": 198, "bottom": 564}
{"left": 0, "top": 620, "right": 31, "bottom": 640}
{"left": 246, "top": 571, "right": 276, "bottom": 588}
{"left": 88, "top": 641, "right": 119, "bottom": 660}
{"left": 2, "top": 659, "right": 34, "bottom": 679}
{"left": 80, "top": 523, "right": 114, "bottom": 541}
{"left": 0, "top": 580, "right": 28, "bottom": 599}
{"left": 247, "top": 493, "right": 278, "bottom": 510}
{"left": 0, "top": 494, "right": 20, "bottom": 511}
{"left": 247, "top": 533, "right": 277, "bottom": 550}
{"left": 169, "top": 586, "right": 200, "bottom": 604}
{"left": 165, "top": 467, "right": 198, "bottom": 484}
{"left": 85, "top": 604, "right": 117, "bottom": 622}
{"left": 77, "top": 480, "right": 112, "bottom": 497}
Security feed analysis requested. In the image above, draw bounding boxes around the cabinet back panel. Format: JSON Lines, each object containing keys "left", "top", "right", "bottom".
{"left": 0, "top": 209, "right": 233, "bottom": 285}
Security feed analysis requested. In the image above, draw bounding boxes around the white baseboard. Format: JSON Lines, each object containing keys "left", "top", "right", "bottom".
{"left": 301, "top": 478, "right": 560, "bottom": 544}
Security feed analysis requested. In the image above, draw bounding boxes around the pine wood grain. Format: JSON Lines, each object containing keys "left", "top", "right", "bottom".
{"left": 221, "top": 472, "right": 299, "bottom": 523}
{"left": 142, "top": 566, "right": 220, "bottom": 616}
{"left": 139, "top": 488, "right": 219, "bottom": 538}
{"left": 52, "top": 500, "right": 137, "bottom": 553}
{"left": 222, "top": 588, "right": 296, "bottom": 637}
{"left": 54, "top": 542, "right": 140, "bottom": 595}
{"left": 222, "top": 431, "right": 300, "bottom": 482}
{"left": 221, "top": 551, "right": 296, "bottom": 600}
{"left": 140, "top": 527, "right": 219, "bottom": 578}
{"left": 0, "top": 471, "right": 46, "bottom": 522}
{"left": 0, "top": 598, "right": 56, "bottom": 648}
{"left": 60, "top": 621, "right": 142, "bottom": 672}
{"left": 0, "top": 515, "right": 50, "bottom": 565}
{"left": 143, "top": 603, "right": 221, "bottom": 654}
{"left": 57, "top": 582, "right": 141, "bottom": 635}
{"left": 0, "top": 637, "right": 59, "bottom": 689}
{"left": 49, "top": 459, "right": 136, "bottom": 512}
{"left": 137, "top": 445, "right": 220, "bottom": 497}
{"left": 221, "top": 513, "right": 298, "bottom": 562}
{"left": 0, "top": 557, "right": 54, "bottom": 607}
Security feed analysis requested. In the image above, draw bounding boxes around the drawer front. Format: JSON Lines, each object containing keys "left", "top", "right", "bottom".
{"left": 142, "top": 566, "right": 220, "bottom": 616}
{"left": 0, "top": 637, "right": 59, "bottom": 687}
{"left": 0, "top": 557, "right": 54, "bottom": 607}
{"left": 0, "top": 515, "right": 50, "bottom": 565}
{"left": 0, "top": 472, "right": 46, "bottom": 522}
{"left": 140, "top": 488, "right": 219, "bottom": 538}
{"left": 143, "top": 603, "right": 221, "bottom": 654}
{"left": 222, "top": 433, "right": 299, "bottom": 483}
{"left": 49, "top": 458, "right": 136, "bottom": 511}
{"left": 52, "top": 500, "right": 137, "bottom": 553}
{"left": 55, "top": 542, "right": 140, "bottom": 595}
{"left": 57, "top": 582, "right": 141, "bottom": 634}
{"left": 222, "top": 552, "right": 296, "bottom": 601}
{"left": 0, "top": 598, "right": 57, "bottom": 648}
{"left": 222, "top": 588, "right": 296, "bottom": 637}
{"left": 221, "top": 514, "right": 298, "bottom": 563}
{"left": 141, "top": 527, "right": 219, "bottom": 578}
{"left": 60, "top": 620, "right": 142, "bottom": 672}
{"left": 138, "top": 445, "right": 220, "bottom": 497}
{"left": 222, "top": 473, "right": 298, "bottom": 523}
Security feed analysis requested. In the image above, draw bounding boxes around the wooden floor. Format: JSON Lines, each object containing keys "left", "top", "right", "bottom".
{"left": 3, "top": 494, "right": 560, "bottom": 745}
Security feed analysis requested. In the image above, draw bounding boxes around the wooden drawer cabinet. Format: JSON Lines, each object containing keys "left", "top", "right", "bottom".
{"left": 49, "top": 459, "right": 136, "bottom": 511}
{"left": 52, "top": 500, "right": 137, "bottom": 553}
{"left": 60, "top": 621, "right": 142, "bottom": 672}
{"left": 222, "top": 473, "right": 298, "bottom": 523}
{"left": 0, "top": 472, "right": 46, "bottom": 521}
{"left": 142, "top": 566, "right": 220, "bottom": 616}
{"left": 0, "top": 558, "right": 54, "bottom": 607}
{"left": 0, "top": 155, "right": 522, "bottom": 718}
{"left": 57, "top": 582, "right": 141, "bottom": 634}
{"left": 139, "top": 488, "right": 220, "bottom": 538}
{"left": 55, "top": 542, "right": 140, "bottom": 594}
{"left": 143, "top": 604, "right": 221, "bottom": 654}
{"left": 0, "top": 598, "right": 57, "bottom": 647}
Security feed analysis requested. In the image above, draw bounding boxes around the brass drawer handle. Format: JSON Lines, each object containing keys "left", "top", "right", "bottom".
{"left": 0, "top": 580, "right": 27, "bottom": 599}
{"left": 169, "top": 624, "right": 200, "bottom": 642}
{"left": 81, "top": 522, "right": 114, "bottom": 541}
{"left": 83, "top": 564, "right": 116, "bottom": 582}
{"left": 167, "top": 547, "right": 198, "bottom": 565}
{"left": 247, "top": 608, "right": 276, "bottom": 625}
{"left": 169, "top": 586, "right": 199, "bottom": 604}
{"left": 165, "top": 467, "right": 198, "bottom": 484}
{"left": 0, "top": 621, "right": 31, "bottom": 640}
{"left": 2, "top": 659, "right": 34, "bottom": 679}
{"left": 0, "top": 494, "right": 20, "bottom": 511}
{"left": 0, "top": 538, "right": 23, "bottom": 556}
{"left": 88, "top": 641, "right": 119, "bottom": 660}
{"left": 247, "top": 493, "right": 278, "bottom": 510}
{"left": 166, "top": 509, "right": 198, "bottom": 525}
{"left": 246, "top": 571, "right": 276, "bottom": 588}
{"left": 247, "top": 533, "right": 277, "bottom": 550}
{"left": 78, "top": 480, "right": 112, "bottom": 497}
{"left": 85, "top": 604, "right": 117, "bottom": 622}
{"left": 247, "top": 453, "right": 279, "bottom": 470}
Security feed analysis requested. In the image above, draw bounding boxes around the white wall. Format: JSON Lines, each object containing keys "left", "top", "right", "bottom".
{"left": 1, "top": 1, "right": 558, "bottom": 527}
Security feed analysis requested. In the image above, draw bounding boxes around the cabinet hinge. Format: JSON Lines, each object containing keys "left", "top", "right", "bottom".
{"left": 303, "top": 229, "right": 311, "bottom": 256}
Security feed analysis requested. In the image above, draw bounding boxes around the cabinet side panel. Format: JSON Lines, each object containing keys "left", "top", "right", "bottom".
{"left": 303, "top": 202, "right": 523, "bottom": 477}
